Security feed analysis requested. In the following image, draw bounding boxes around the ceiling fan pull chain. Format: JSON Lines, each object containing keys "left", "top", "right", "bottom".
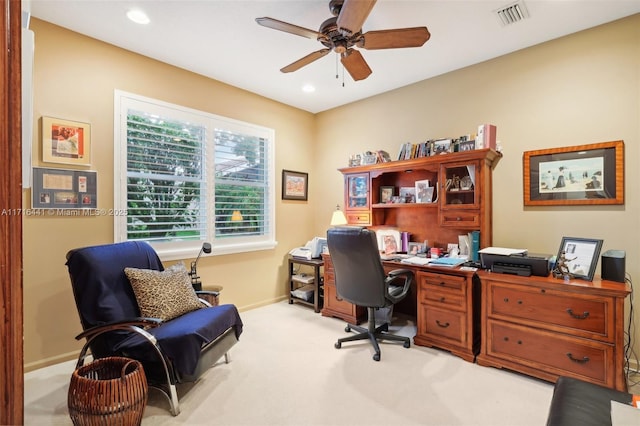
{"left": 335, "top": 54, "right": 339, "bottom": 79}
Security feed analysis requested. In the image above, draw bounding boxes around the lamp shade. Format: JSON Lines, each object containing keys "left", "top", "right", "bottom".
{"left": 231, "top": 210, "right": 243, "bottom": 221}
{"left": 330, "top": 207, "right": 348, "bottom": 226}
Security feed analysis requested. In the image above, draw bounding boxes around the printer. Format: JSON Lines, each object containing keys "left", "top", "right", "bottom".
{"left": 479, "top": 247, "right": 551, "bottom": 277}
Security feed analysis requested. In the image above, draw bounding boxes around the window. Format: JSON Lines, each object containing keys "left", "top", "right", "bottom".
{"left": 114, "top": 91, "right": 276, "bottom": 260}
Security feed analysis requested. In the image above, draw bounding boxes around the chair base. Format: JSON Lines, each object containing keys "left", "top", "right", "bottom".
{"left": 334, "top": 307, "right": 410, "bottom": 361}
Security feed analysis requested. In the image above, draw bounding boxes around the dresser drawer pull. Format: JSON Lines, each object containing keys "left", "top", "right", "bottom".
{"left": 436, "top": 320, "right": 450, "bottom": 328}
{"left": 566, "top": 309, "right": 590, "bottom": 319}
{"left": 566, "top": 353, "right": 590, "bottom": 364}
{"left": 439, "top": 297, "right": 446, "bottom": 302}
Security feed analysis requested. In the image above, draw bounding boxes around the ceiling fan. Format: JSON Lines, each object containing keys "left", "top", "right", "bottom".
{"left": 256, "top": 0, "right": 430, "bottom": 81}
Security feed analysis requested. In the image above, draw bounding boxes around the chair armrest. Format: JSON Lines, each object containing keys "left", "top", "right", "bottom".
{"left": 75, "top": 317, "right": 162, "bottom": 341}
{"left": 385, "top": 269, "right": 414, "bottom": 303}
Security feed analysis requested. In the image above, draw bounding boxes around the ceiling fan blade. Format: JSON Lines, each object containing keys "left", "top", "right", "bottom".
{"left": 359, "top": 27, "right": 431, "bottom": 49}
{"left": 341, "top": 49, "right": 372, "bottom": 81}
{"left": 256, "top": 17, "right": 323, "bottom": 40}
{"left": 337, "top": 0, "right": 377, "bottom": 36}
{"left": 281, "top": 48, "right": 331, "bottom": 73}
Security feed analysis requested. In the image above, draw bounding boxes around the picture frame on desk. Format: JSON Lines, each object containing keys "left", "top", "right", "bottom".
{"left": 556, "top": 236, "right": 603, "bottom": 281}
{"left": 523, "top": 141, "right": 624, "bottom": 206}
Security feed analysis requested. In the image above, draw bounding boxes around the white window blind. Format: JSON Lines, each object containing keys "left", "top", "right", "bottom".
{"left": 114, "top": 91, "right": 276, "bottom": 260}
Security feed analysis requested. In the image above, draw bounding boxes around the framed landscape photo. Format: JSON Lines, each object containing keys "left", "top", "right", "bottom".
{"left": 282, "top": 169, "right": 308, "bottom": 201}
{"left": 556, "top": 236, "right": 603, "bottom": 281}
{"left": 41, "top": 116, "right": 92, "bottom": 166}
{"left": 523, "top": 140, "right": 624, "bottom": 206}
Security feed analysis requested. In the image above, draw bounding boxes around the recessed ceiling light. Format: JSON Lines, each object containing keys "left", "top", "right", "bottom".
{"left": 302, "top": 84, "right": 315, "bottom": 93}
{"left": 127, "top": 9, "right": 150, "bottom": 25}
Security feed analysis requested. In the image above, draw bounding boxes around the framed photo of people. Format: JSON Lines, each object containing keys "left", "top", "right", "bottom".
{"left": 523, "top": 140, "right": 624, "bottom": 206}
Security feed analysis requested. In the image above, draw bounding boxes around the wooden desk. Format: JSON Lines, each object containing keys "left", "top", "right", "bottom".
{"left": 322, "top": 254, "right": 479, "bottom": 361}
{"left": 476, "top": 271, "right": 631, "bottom": 391}
{"left": 288, "top": 257, "right": 323, "bottom": 313}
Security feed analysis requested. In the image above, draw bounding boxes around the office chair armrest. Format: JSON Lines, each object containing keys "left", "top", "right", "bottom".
{"left": 74, "top": 317, "right": 162, "bottom": 341}
{"left": 196, "top": 290, "right": 220, "bottom": 297}
{"left": 385, "top": 269, "right": 414, "bottom": 303}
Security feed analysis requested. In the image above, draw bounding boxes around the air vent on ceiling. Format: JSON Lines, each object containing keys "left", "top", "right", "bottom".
{"left": 495, "top": 1, "right": 529, "bottom": 26}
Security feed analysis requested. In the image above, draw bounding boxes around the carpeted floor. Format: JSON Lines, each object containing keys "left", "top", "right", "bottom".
{"left": 25, "top": 300, "right": 555, "bottom": 425}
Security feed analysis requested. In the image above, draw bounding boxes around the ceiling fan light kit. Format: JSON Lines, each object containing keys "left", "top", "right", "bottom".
{"left": 256, "top": 0, "right": 430, "bottom": 82}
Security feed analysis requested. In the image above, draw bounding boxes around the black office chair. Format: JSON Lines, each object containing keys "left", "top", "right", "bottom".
{"left": 327, "top": 227, "right": 413, "bottom": 361}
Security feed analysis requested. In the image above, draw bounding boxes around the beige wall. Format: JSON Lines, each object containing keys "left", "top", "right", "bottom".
{"left": 314, "top": 15, "right": 640, "bottom": 359}
{"left": 25, "top": 19, "right": 317, "bottom": 369}
{"left": 25, "top": 14, "right": 640, "bottom": 369}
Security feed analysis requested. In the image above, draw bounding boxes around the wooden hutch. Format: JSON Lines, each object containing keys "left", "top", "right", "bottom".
{"left": 322, "top": 148, "right": 501, "bottom": 361}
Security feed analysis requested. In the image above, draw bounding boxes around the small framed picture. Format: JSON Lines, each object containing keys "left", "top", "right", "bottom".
{"left": 41, "top": 116, "right": 92, "bottom": 166}
{"left": 555, "top": 236, "right": 603, "bottom": 281}
{"left": 399, "top": 187, "right": 416, "bottom": 203}
{"left": 415, "top": 179, "right": 434, "bottom": 203}
{"left": 458, "top": 140, "right": 476, "bottom": 152}
{"left": 380, "top": 186, "right": 394, "bottom": 204}
{"left": 282, "top": 169, "right": 308, "bottom": 201}
{"left": 431, "top": 139, "right": 452, "bottom": 156}
{"left": 407, "top": 242, "right": 426, "bottom": 255}
{"left": 376, "top": 229, "right": 401, "bottom": 255}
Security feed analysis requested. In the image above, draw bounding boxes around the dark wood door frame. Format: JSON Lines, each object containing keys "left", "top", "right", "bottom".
{"left": 1, "top": 0, "right": 24, "bottom": 424}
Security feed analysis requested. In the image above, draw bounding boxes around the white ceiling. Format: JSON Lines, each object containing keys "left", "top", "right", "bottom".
{"left": 29, "top": 0, "right": 640, "bottom": 114}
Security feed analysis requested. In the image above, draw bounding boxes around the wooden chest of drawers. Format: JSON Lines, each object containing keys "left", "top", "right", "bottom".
{"left": 414, "top": 269, "right": 480, "bottom": 362}
{"left": 477, "top": 272, "right": 630, "bottom": 391}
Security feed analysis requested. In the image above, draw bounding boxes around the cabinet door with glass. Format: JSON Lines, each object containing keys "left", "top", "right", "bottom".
{"left": 439, "top": 160, "right": 480, "bottom": 227}
{"left": 344, "top": 172, "right": 371, "bottom": 225}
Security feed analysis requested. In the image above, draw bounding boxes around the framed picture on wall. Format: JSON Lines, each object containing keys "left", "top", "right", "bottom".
{"left": 41, "top": 116, "right": 92, "bottom": 166}
{"left": 523, "top": 140, "right": 623, "bottom": 206}
{"left": 282, "top": 169, "right": 308, "bottom": 201}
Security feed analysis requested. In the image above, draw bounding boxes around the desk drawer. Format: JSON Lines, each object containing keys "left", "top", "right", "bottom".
{"left": 486, "top": 320, "right": 612, "bottom": 386}
{"left": 488, "top": 282, "right": 611, "bottom": 341}
{"left": 420, "top": 272, "right": 465, "bottom": 292}
{"left": 346, "top": 212, "right": 370, "bottom": 225}
{"left": 439, "top": 210, "right": 480, "bottom": 227}
{"left": 419, "top": 304, "right": 466, "bottom": 345}
{"left": 324, "top": 284, "right": 354, "bottom": 316}
{"left": 422, "top": 286, "right": 465, "bottom": 310}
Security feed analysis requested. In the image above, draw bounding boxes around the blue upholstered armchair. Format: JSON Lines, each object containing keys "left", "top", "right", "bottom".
{"left": 66, "top": 241, "right": 243, "bottom": 415}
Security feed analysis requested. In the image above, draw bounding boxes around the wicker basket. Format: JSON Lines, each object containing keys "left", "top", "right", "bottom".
{"left": 68, "top": 357, "right": 148, "bottom": 426}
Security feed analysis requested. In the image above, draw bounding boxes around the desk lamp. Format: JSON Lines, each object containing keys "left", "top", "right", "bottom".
{"left": 189, "top": 242, "right": 211, "bottom": 291}
{"left": 330, "top": 204, "right": 347, "bottom": 226}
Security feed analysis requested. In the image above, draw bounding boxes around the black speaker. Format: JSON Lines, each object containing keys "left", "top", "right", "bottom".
{"left": 601, "top": 250, "right": 625, "bottom": 283}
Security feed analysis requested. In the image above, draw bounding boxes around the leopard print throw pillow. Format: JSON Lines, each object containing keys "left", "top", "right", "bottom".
{"left": 125, "top": 262, "right": 203, "bottom": 322}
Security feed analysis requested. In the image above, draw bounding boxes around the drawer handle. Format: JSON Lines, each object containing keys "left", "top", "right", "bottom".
{"left": 439, "top": 282, "right": 446, "bottom": 286}
{"left": 566, "top": 309, "right": 590, "bottom": 320}
{"left": 566, "top": 353, "right": 590, "bottom": 364}
{"left": 436, "top": 320, "right": 450, "bottom": 328}
{"left": 439, "top": 297, "right": 446, "bottom": 303}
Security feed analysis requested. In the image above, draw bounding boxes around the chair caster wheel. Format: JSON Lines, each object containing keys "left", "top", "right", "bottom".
{"left": 373, "top": 353, "right": 380, "bottom": 361}
{"left": 403, "top": 341, "right": 410, "bottom": 348}
{"left": 335, "top": 342, "right": 341, "bottom": 349}
{"left": 344, "top": 325, "right": 351, "bottom": 332}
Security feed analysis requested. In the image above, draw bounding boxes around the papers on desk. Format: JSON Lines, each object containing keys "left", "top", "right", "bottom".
{"left": 478, "top": 247, "right": 528, "bottom": 256}
{"left": 400, "top": 256, "right": 432, "bottom": 266}
{"left": 429, "top": 257, "right": 467, "bottom": 267}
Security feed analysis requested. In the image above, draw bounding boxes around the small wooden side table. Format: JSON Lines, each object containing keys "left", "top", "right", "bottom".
{"left": 199, "top": 284, "right": 224, "bottom": 306}
{"left": 288, "top": 256, "right": 324, "bottom": 313}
